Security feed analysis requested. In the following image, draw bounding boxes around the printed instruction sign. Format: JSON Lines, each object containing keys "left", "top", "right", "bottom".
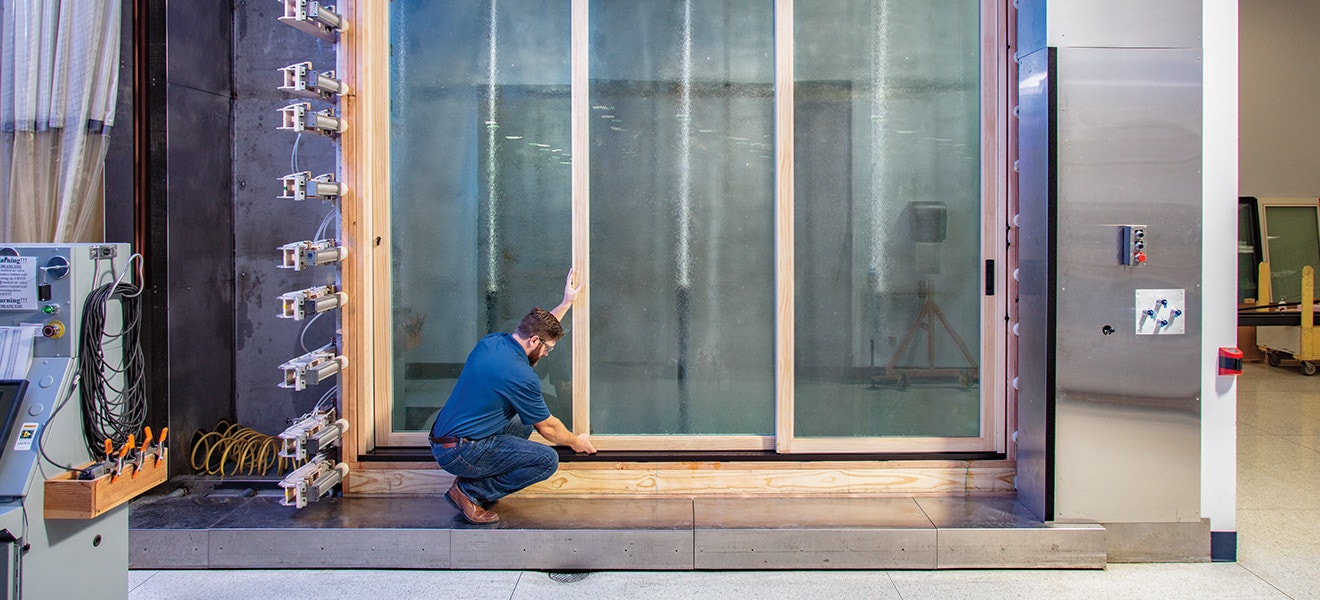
{"left": 0, "top": 256, "right": 37, "bottom": 311}
{"left": 14, "top": 423, "right": 38, "bottom": 452}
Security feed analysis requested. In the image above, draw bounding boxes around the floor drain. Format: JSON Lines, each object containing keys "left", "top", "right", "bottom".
{"left": 547, "top": 571, "right": 590, "bottom": 584}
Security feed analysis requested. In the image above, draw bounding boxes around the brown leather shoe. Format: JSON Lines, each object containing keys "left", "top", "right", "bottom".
{"left": 447, "top": 481, "right": 499, "bottom": 524}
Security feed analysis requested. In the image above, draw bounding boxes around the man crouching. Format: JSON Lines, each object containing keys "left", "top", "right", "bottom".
{"left": 428, "top": 270, "right": 597, "bottom": 524}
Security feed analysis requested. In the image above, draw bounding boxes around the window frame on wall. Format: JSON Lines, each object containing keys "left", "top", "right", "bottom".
{"left": 348, "top": 0, "right": 1012, "bottom": 455}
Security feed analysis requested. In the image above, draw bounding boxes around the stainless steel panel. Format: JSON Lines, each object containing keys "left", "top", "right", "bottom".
{"left": 1048, "top": 0, "right": 1201, "bottom": 49}
{"left": 129, "top": 530, "right": 209, "bottom": 569}
{"left": 936, "top": 525, "right": 1106, "bottom": 569}
{"left": 452, "top": 530, "right": 692, "bottom": 570}
{"left": 1016, "top": 0, "right": 1047, "bottom": 58}
{"left": 1104, "top": 520, "right": 1210, "bottom": 563}
{"left": 1053, "top": 47, "right": 1202, "bottom": 524}
{"left": 209, "top": 529, "right": 450, "bottom": 569}
{"left": 1014, "top": 47, "right": 1053, "bottom": 522}
{"left": 695, "top": 529, "right": 937, "bottom": 570}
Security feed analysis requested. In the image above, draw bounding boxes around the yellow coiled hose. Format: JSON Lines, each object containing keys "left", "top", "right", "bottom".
{"left": 190, "top": 420, "right": 299, "bottom": 476}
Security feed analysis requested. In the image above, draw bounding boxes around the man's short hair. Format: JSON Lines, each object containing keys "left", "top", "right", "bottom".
{"left": 515, "top": 307, "right": 563, "bottom": 341}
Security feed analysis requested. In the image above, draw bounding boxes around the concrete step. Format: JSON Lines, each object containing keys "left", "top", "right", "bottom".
{"left": 128, "top": 494, "right": 1106, "bottom": 570}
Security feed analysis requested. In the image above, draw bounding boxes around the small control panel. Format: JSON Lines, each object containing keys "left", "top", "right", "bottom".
{"left": 1135, "top": 288, "right": 1185, "bottom": 335}
{"left": 1120, "top": 225, "right": 1147, "bottom": 266}
{"left": 0, "top": 245, "right": 128, "bottom": 358}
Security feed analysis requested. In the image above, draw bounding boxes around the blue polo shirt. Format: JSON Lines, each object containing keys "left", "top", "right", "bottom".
{"left": 429, "top": 333, "right": 552, "bottom": 440}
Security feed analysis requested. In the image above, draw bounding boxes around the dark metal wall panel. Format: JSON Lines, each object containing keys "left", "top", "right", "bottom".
{"left": 1052, "top": 47, "right": 1202, "bottom": 524}
{"left": 165, "top": 0, "right": 233, "bottom": 96}
{"left": 167, "top": 84, "right": 235, "bottom": 288}
{"left": 104, "top": 0, "right": 135, "bottom": 244}
{"left": 167, "top": 281, "right": 237, "bottom": 439}
{"left": 143, "top": 0, "right": 236, "bottom": 476}
{"left": 232, "top": 1, "right": 339, "bottom": 434}
{"left": 1013, "top": 47, "right": 1053, "bottom": 522}
{"left": 139, "top": 0, "right": 174, "bottom": 476}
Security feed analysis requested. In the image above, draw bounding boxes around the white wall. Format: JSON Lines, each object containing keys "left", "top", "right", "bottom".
{"left": 1239, "top": 0, "right": 1320, "bottom": 196}
{"left": 1202, "top": 0, "right": 1238, "bottom": 534}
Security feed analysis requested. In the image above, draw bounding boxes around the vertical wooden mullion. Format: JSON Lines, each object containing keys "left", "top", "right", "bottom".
{"left": 342, "top": 0, "right": 387, "bottom": 466}
{"left": 992, "top": 0, "right": 1013, "bottom": 456}
{"left": 980, "top": 0, "right": 1010, "bottom": 453}
{"left": 774, "top": 0, "right": 795, "bottom": 453}
{"left": 571, "top": 0, "right": 591, "bottom": 436}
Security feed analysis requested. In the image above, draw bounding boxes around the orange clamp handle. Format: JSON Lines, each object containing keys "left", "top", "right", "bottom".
{"left": 104, "top": 438, "right": 113, "bottom": 458}
{"left": 154, "top": 428, "right": 168, "bottom": 468}
{"left": 140, "top": 427, "right": 153, "bottom": 453}
{"left": 112, "top": 435, "right": 134, "bottom": 482}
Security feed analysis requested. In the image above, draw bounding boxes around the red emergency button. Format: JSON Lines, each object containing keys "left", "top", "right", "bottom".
{"left": 1134, "top": 251, "right": 1147, "bottom": 264}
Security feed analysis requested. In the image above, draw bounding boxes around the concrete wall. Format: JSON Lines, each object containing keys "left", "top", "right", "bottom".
{"left": 1240, "top": 0, "right": 1320, "bottom": 196}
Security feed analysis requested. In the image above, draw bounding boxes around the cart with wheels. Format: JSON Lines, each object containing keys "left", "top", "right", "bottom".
{"left": 1255, "top": 264, "right": 1320, "bottom": 375}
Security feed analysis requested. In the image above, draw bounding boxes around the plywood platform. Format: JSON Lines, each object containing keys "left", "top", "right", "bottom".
{"left": 129, "top": 492, "right": 1106, "bottom": 570}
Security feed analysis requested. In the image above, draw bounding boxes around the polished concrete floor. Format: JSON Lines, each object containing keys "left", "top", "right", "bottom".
{"left": 126, "top": 361, "right": 1320, "bottom": 599}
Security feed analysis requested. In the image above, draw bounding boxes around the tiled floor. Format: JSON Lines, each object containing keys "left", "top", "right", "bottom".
{"left": 1235, "top": 360, "right": 1320, "bottom": 600}
{"left": 126, "top": 361, "right": 1318, "bottom": 599}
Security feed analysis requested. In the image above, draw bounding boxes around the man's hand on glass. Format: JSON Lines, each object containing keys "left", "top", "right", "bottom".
{"left": 563, "top": 267, "right": 583, "bottom": 306}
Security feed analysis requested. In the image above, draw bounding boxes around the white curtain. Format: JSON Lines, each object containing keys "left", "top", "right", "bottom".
{"left": 0, "top": 0, "right": 120, "bottom": 243}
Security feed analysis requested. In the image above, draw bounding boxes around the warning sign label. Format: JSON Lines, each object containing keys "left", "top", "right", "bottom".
{"left": 0, "top": 256, "right": 36, "bottom": 311}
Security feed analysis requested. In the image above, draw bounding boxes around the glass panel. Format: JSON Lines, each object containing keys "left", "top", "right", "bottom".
{"left": 1263, "top": 205, "right": 1320, "bottom": 304}
{"left": 389, "top": 0, "right": 572, "bottom": 433}
{"left": 1238, "top": 201, "right": 1259, "bottom": 303}
{"left": 793, "top": 1, "right": 982, "bottom": 437}
{"left": 588, "top": 1, "right": 775, "bottom": 435}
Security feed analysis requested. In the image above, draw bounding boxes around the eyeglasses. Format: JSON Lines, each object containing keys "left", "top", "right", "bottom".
{"left": 537, "top": 337, "right": 556, "bottom": 353}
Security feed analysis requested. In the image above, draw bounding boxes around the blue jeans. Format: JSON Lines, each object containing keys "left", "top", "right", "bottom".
{"left": 430, "top": 418, "right": 559, "bottom": 506}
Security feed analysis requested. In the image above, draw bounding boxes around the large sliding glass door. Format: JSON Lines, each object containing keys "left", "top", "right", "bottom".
{"left": 586, "top": 1, "right": 775, "bottom": 445}
{"left": 786, "top": 1, "right": 992, "bottom": 452}
{"left": 383, "top": 0, "right": 573, "bottom": 445}
{"left": 379, "top": 0, "right": 1004, "bottom": 453}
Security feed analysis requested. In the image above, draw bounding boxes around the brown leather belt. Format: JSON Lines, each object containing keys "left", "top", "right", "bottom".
{"left": 430, "top": 436, "right": 466, "bottom": 449}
